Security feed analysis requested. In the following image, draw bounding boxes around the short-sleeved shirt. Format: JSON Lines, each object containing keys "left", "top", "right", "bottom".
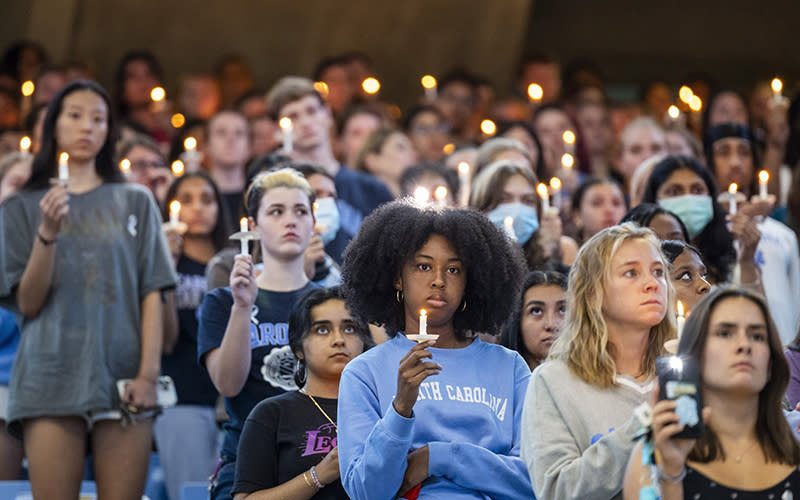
{"left": 161, "top": 255, "right": 217, "bottom": 406}
{"left": 233, "top": 391, "right": 347, "bottom": 499}
{"left": 197, "top": 282, "right": 318, "bottom": 459}
{"left": 0, "top": 183, "right": 177, "bottom": 429}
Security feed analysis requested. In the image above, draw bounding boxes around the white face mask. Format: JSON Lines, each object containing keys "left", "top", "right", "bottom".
{"left": 314, "top": 197, "right": 340, "bottom": 244}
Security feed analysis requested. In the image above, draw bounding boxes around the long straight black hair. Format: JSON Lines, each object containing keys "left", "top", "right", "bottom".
{"left": 24, "top": 80, "right": 123, "bottom": 190}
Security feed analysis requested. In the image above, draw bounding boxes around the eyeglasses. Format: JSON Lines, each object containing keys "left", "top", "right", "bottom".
{"left": 130, "top": 160, "right": 166, "bottom": 170}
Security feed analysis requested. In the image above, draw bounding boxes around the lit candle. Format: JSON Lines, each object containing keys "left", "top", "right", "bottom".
{"left": 504, "top": 216, "right": 517, "bottom": 241}
{"left": 120, "top": 158, "right": 131, "bottom": 176}
{"left": 169, "top": 200, "right": 181, "bottom": 226}
{"left": 150, "top": 86, "right": 167, "bottom": 112}
{"left": 679, "top": 86, "right": 693, "bottom": 104}
{"left": 419, "top": 309, "right": 427, "bottom": 336}
{"left": 562, "top": 130, "right": 576, "bottom": 155}
{"left": 549, "top": 177, "right": 562, "bottom": 210}
{"left": 19, "top": 136, "right": 31, "bottom": 154}
{"left": 537, "top": 183, "right": 550, "bottom": 211}
{"left": 183, "top": 136, "right": 200, "bottom": 172}
{"left": 20, "top": 80, "right": 34, "bottom": 119}
{"left": 58, "top": 152, "right": 69, "bottom": 183}
{"left": 413, "top": 186, "right": 430, "bottom": 204}
{"left": 728, "top": 183, "right": 738, "bottom": 215}
{"left": 771, "top": 77, "right": 783, "bottom": 103}
{"left": 239, "top": 217, "right": 249, "bottom": 255}
{"left": 561, "top": 153, "right": 574, "bottom": 169}
{"left": 527, "top": 83, "right": 543, "bottom": 102}
{"left": 279, "top": 117, "right": 293, "bottom": 154}
{"left": 676, "top": 300, "right": 686, "bottom": 339}
{"left": 758, "top": 170, "right": 769, "bottom": 200}
{"left": 421, "top": 75, "right": 437, "bottom": 100}
{"left": 689, "top": 95, "right": 702, "bottom": 113}
{"left": 458, "top": 162, "right": 471, "bottom": 207}
{"left": 667, "top": 105, "right": 680, "bottom": 122}
{"left": 433, "top": 186, "right": 448, "bottom": 207}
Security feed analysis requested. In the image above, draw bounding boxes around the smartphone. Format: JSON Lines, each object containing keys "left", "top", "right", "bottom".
{"left": 116, "top": 376, "right": 178, "bottom": 408}
{"left": 656, "top": 356, "right": 703, "bottom": 439}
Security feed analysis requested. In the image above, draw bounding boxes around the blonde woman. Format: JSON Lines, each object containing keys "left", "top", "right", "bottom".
{"left": 521, "top": 222, "right": 675, "bottom": 500}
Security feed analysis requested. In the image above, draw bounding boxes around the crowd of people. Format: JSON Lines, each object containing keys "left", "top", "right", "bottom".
{"left": 1, "top": 38, "right": 800, "bottom": 499}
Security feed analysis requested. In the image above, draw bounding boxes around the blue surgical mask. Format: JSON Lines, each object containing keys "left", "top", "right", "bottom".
{"left": 487, "top": 202, "right": 539, "bottom": 244}
{"left": 658, "top": 194, "right": 713, "bottom": 239}
{"left": 314, "top": 197, "right": 340, "bottom": 245}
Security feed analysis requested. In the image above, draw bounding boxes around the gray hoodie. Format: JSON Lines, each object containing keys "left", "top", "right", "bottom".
{"left": 521, "top": 359, "right": 655, "bottom": 500}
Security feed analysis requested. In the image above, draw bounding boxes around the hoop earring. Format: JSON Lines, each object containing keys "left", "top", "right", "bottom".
{"left": 294, "top": 358, "right": 307, "bottom": 388}
{"left": 460, "top": 300, "right": 467, "bottom": 312}
{"left": 396, "top": 289, "right": 403, "bottom": 303}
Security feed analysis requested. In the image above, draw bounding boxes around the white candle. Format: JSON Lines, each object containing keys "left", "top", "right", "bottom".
{"left": 169, "top": 200, "right": 181, "bottom": 226}
{"left": 58, "top": 152, "right": 69, "bottom": 183}
{"left": 527, "top": 83, "right": 543, "bottom": 102}
{"left": 421, "top": 75, "right": 437, "bottom": 100}
{"left": 561, "top": 153, "right": 574, "bottom": 169}
{"left": 537, "top": 183, "right": 550, "bottom": 211}
{"left": 758, "top": 170, "right": 769, "bottom": 200}
{"left": 19, "top": 136, "right": 31, "bottom": 154}
{"left": 240, "top": 217, "right": 249, "bottom": 255}
{"left": 676, "top": 300, "right": 686, "bottom": 340}
{"left": 549, "top": 177, "right": 562, "bottom": 211}
{"left": 183, "top": 136, "right": 200, "bottom": 173}
{"left": 419, "top": 309, "right": 427, "bottom": 336}
{"left": 562, "top": 130, "right": 576, "bottom": 155}
{"left": 279, "top": 117, "right": 293, "bottom": 153}
{"left": 504, "top": 216, "right": 517, "bottom": 241}
{"left": 728, "top": 183, "right": 738, "bottom": 215}
{"left": 458, "top": 162, "right": 471, "bottom": 207}
{"left": 120, "top": 158, "right": 131, "bottom": 177}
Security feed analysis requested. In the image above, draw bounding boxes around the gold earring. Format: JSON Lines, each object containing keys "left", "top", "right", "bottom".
{"left": 396, "top": 289, "right": 403, "bottom": 303}
{"left": 460, "top": 300, "right": 467, "bottom": 312}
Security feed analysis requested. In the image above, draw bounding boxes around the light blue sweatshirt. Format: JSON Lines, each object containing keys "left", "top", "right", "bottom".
{"left": 337, "top": 334, "right": 534, "bottom": 500}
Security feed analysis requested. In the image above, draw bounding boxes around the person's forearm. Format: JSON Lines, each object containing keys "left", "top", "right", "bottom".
{"left": 237, "top": 470, "right": 322, "bottom": 500}
{"left": 138, "top": 290, "right": 163, "bottom": 381}
{"left": 208, "top": 304, "right": 252, "bottom": 397}
{"left": 17, "top": 233, "right": 57, "bottom": 318}
{"left": 161, "top": 290, "right": 179, "bottom": 354}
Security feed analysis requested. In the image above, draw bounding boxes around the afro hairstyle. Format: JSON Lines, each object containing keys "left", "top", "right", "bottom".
{"left": 341, "top": 200, "right": 527, "bottom": 340}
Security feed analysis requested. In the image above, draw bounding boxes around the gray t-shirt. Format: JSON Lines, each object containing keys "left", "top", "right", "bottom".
{"left": 0, "top": 183, "right": 176, "bottom": 428}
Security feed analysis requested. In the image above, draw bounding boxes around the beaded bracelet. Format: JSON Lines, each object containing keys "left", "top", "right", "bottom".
{"left": 657, "top": 465, "right": 687, "bottom": 483}
{"left": 309, "top": 466, "right": 325, "bottom": 489}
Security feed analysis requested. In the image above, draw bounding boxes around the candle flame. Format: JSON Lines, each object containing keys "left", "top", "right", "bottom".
{"left": 313, "top": 81, "right": 329, "bottom": 97}
{"left": 759, "top": 170, "right": 769, "bottom": 184}
{"left": 120, "top": 158, "right": 131, "bottom": 172}
{"left": 171, "top": 160, "right": 185, "bottom": 176}
{"left": 60, "top": 152, "right": 69, "bottom": 162}
{"left": 480, "top": 119, "right": 497, "bottom": 136}
{"left": 413, "top": 186, "right": 430, "bottom": 203}
{"left": 688, "top": 95, "right": 702, "bottom": 112}
{"left": 21, "top": 80, "right": 35, "bottom": 97}
{"left": 562, "top": 130, "right": 576, "bottom": 145}
{"left": 676, "top": 300, "right": 685, "bottom": 317}
{"left": 169, "top": 200, "right": 181, "bottom": 215}
{"left": 183, "top": 136, "right": 197, "bottom": 150}
{"left": 19, "top": 136, "right": 31, "bottom": 151}
{"left": 421, "top": 75, "right": 437, "bottom": 89}
{"left": 678, "top": 86, "right": 693, "bottom": 103}
{"left": 279, "top": 117, "right": 292, "bottom": 130}
{"left": 150, "top": 86, "right": 166, "bottom": 102}
{"left": 537, "top": 182, "right": 549, "bottom": 199}
{"left": 561, "top": 153, "right": 574, "bottom": 168}
{"left": 667, "top": 105, "right": 680, "bottom": 119}
{"left": 549, "top": 177, "right": 562, "bottom": 191}
{"left": 240, "top": 217, "right": 248, "bottom": 229}
{"left": 527, "top": 83, "right": 543, "bottom": 101}
{"left": 669, "top": 356, "right": 684, "bottom": 371}
{"left": 419, "top": 309, "right": 427, "bottom": 318}
{"left": 771, "top": 78, "right": 783, "bottom": 94}
{"left": 313, "top": 201, "right": 319, "bottom": 214}
{"left": 457, "top": 161, "right": 470, "bottom": 174}
{"left": 171, "top": 113, "right": 186, "bottom": 128}
{"left": 362, "top": 77, "right": 380, "bottom": 95}
{"left": 433, "top": 185, "right": 448, "bottom": 201}
{"left": 728, "top": 183, "right": 738, "bottom": 195}
{"left": 443, "top": 143, "right": 455, "bottom": 155}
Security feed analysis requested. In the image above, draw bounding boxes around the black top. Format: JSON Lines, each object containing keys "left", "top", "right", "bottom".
{"left": 233, "top": 391, "right": 348, "bottom": 499}
{"left": 685, "top": 464, "right": 800, "bottom": 499}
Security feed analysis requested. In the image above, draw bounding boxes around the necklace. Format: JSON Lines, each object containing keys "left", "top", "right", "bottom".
{"left": 302, "top": 389, "right": 337, "bottom": 432}
{"left": 731, "top": 439, "right": 759, "bottom": 463}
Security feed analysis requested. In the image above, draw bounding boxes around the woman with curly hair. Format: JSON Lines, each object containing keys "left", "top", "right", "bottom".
{"left": 337, "top": 200, "right": 533, "bottom": 499}
{"left": 521, "top": 222, "right": 675, "bottom": 500}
